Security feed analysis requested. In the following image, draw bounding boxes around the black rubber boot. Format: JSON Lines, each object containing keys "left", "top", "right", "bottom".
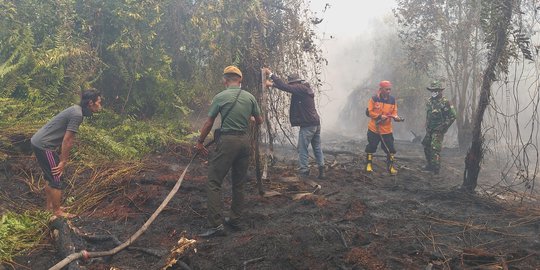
{"left": 224, "top": 217, "right": 243, "bottom": 232}
{"left": 298, "top": 171, "right": 309, "bottom": 180}
{"left": 198, "top": 224, "right": 226, "bottom": 237}
{"left": 433, "top": 166, "right": 440, "bottom": 175}
{"left": 318, "top": 166, "right": 326, "bottom": 180}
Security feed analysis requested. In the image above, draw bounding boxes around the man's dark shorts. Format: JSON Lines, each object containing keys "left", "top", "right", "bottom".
{"left": 32, "top": 144, "right": 64, "bottom": 190}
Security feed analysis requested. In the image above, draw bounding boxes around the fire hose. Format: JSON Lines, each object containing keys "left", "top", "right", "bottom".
{"left": 49, "top": 141, "right": 214, "bottom": 270}
{"left": 372, "top": 116, "right": 404, "bottom": 175}
{"left": 376, "top": 115, "right": 404, "bottom": 152}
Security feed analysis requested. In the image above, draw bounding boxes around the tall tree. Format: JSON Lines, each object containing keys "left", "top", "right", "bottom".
{"left": 0, "top": 0, "right": 100, "bottom": 106}
{"left": 0, "top": 0, "right": 322, "bottom": 126}
{"left": 463, "top": 0, "right": 515, "bottom": 191}
{"left": 395, "top": 0, "right": 485, "bottom": 151}
{"left": 339, "top": 16, "right": 430, "bottom": 136}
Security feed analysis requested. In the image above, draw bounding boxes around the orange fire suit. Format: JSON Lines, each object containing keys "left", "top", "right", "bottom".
{"left": 367, "top": 93, "right": 398, "bottom": 135}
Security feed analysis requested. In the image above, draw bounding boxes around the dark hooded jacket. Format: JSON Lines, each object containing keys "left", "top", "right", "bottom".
{"left": 270, "top": 74, "right": 321, "bottom": 127}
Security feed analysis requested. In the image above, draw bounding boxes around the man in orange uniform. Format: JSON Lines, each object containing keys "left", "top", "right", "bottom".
{"left": 364, "top": 81, "right": 403, "bottom": 175}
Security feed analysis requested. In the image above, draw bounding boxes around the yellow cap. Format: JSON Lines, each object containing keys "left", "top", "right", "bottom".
{"left": 223, "top": 65, "right": 242, "bottom": 78}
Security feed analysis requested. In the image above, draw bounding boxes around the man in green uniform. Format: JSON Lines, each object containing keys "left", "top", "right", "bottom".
{"left": 195, "top": 65, "right": 263, "bottom": 237}
{"left": 422, "top": 81, "right": 456, "bottom": 174}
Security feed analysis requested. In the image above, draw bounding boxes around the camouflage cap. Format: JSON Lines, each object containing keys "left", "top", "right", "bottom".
{"left": 426, "top": 80, "right": 444, "bottom": 91}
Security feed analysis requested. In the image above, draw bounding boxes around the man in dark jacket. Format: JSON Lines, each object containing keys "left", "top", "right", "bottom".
{"left": 262, "top": 67, "right": 325, "bottom": 179}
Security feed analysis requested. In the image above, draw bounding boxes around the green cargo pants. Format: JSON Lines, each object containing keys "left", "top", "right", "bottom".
{"left": 207, "top": 134, "right": 251, "bottom": 227}
{"left": 422, "top": 131, "right": 444, "bottom": 170}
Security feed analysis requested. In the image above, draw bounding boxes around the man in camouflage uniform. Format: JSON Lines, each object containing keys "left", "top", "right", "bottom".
{"left": 422, "top": 81, "right": 456, "bottom": 174}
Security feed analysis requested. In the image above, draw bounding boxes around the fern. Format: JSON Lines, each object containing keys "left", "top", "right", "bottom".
{"left": 0, "top": 211, "right": 51, "bottom": 263}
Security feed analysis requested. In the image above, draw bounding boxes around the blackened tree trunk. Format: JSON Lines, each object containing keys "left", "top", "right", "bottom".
{"left": 462, "top": 0, "right": 514, "bottom": 192}
{"left": 50, "top": 218, "right": 82, "bottom": 270}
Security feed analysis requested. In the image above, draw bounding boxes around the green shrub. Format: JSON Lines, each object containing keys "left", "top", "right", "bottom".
{"left": 76, "top": 112, "right": 194, "bottom": 161}
{"left": 0, "top": 211, "right": 51, "bottom": 263}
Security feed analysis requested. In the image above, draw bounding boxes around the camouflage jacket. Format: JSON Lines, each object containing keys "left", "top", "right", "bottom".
{"left": 426, "top": 96, "right": 456, "bottom": 132}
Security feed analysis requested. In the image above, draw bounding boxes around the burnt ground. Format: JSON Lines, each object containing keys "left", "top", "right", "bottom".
{"left": 2, "top": 135, "right": 540, "bottom": 270}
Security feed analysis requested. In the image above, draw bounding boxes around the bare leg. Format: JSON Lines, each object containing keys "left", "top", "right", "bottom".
{"left": 47, "top": 185, "right": 76, "bottom": 218}
{"left": 44, "top": 183, "right": 53, "bottom": 211}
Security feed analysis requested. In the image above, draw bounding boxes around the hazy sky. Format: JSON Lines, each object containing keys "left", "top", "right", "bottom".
{"left": 308, "top": 0, "right": 397, "bottom": 129}
{"left": 309, "top": 0, "right": 396, "bottom": 39}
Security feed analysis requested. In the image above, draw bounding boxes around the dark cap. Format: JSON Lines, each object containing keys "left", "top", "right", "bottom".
{"left": 287, "top": 74, "right": 304, "bottom": 84}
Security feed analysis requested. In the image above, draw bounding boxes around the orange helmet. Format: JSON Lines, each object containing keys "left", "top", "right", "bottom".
{"left": 379, "top": 80, "right": 392, "bottom": 88}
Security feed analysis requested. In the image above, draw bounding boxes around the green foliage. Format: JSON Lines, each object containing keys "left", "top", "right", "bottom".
{"left": 0, "top": 211, "right": 51, "bottom": 263}
{"left": 0, "top": 1, "right": 34, "bottom": 98}
{"left": 394, "top": 0, "right": 489, "bottom": 150}
{"left": 75, "top": 110, "right": 193, "bottom": 162}
{"left": 0, "top": 98, "right": 53, "bottom": 140}
{"left": 480, "top": 0, "right": 514, "bottom": 75}
{"left": 0, "top": 98, "right": 193, "bottom": 163}
{"left": 1, "top": 0, "right": 320, "bottom": 121}
{"left": 0, "top": 1, "right": 322, "bottom": 265}
{"left": 0, "top": 0, "right": 322, "bottom": 262}
{"left": 73, "top": 0, "right": 179, "bottom": 117}
{"left": 0, "top": 0, "right": 102, "bottom": 107}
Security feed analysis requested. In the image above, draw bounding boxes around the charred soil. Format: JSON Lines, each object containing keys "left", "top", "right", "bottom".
{"left": 2, "top": 138, "right": 540, "bottom": 270}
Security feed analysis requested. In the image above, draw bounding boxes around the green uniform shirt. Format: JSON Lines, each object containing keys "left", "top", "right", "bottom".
{"left": 208, "top": 86, "right": 261, "bottom": 132}
{"left": 426, "top": 96, "right": 457, "bottom": 132}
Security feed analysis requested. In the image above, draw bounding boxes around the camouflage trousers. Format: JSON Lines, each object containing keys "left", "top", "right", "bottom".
{"left": 422, "top": 131, "right": 444, "bottom": 169}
